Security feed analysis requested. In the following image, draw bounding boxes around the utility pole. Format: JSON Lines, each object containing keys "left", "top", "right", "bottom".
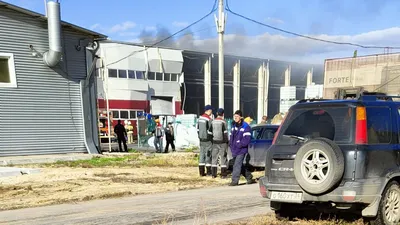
{"left": 215, "top": 0, "right": 226, "bottom": 109}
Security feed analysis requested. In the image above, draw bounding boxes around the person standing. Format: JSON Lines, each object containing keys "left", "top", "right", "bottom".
{"left": 164, "top": 122, "right": 176, "bottom": 153}
{"left": 127, "top": 121, "right": 134, "bottom": 144}
{"left": 208, "top": 108, "right": 228, "bottom": 179}
{"left": 229, "top": 110, "right": 256, "bottom": 186}
{"left": 258, "top": 116, "right": 268, "bottom": 125}
{"left": 152, "top": 119, "right": 163, "bottom": 153}
{"left": 114, "top": 120, "right": 128, "bottom": 152}
{"left": 196, "top": 105, "right": 213, "bottom": 176}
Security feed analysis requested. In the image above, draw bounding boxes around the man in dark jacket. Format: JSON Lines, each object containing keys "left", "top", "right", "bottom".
{"left": 114, "top": 120, "right": 128, "bottom": 152}
{"left": 229, "top": 110, "right": 256, "bottom": 186}
{"left": 209, "top": 108, "right": 228, "bottom": 178}
{"left": 196, "top": 104, "right": 213, "bottom": 176}
{"left": 164, "top": 122, "right": 175, "bottom": 153}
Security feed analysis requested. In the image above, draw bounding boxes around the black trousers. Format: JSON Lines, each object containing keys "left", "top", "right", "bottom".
{"left": 231, "top": 154, "right": 253, "bottom": 184}
{"left": 165, "top": 139, "right": 175, "bottom": 152}
{"left": 118, "top": 136, "right": 127, "bottom": 152}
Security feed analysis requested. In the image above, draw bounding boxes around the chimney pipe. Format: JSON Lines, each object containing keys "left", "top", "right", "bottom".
{"left": 43, "top": 0, "right": 62, "bottom": 67}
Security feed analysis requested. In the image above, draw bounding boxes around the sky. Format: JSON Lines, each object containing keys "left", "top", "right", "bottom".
{"left": 4, "top": 0, "right": 400, "bottom": 64}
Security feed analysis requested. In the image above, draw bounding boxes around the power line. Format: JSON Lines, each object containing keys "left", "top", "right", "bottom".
{"left": 225, "top": 0, "right": 400, "bottom": 50}
{"left": 174, "top": 25, "right": 216, "bottom": 39}
{"left": 106, "top": 0, "right": 218, "bottom": 67}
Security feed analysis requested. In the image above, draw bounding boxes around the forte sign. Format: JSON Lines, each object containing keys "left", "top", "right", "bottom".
{"left": 324, "top": 72, "right": 352, "bottom": 88}
{"left": 328, "top": 76, "right": 351, "bottom": 84}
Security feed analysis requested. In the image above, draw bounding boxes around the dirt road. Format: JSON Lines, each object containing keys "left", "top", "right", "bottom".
{"left": 0, "top": 183, "right": 270, "bottom": 225}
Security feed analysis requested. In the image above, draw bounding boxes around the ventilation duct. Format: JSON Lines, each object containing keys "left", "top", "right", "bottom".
{"left": 43, "top": 0, "right": 62, "bottom": 67}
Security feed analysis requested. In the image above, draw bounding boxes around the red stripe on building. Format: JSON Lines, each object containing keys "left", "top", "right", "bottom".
{"left": 98, "top": 99, "right": 184, "bottom": 115}
{"left": 98, "top": 99, "right": 150, "bottom": 112}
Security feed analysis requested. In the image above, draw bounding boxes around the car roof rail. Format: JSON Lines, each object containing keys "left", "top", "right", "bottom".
{"left": 358, "top": 94, "right": 396, "bottom": 101}
{"left": 297, "top": 99, "right": 331, "bottom": 104}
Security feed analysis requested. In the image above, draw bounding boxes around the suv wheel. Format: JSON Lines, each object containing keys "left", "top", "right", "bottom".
{"left": 369, "top": 181, "right": 400, "bottom": 225}
{"left": 293, "top": 138, "right": 344, "bottom": 195}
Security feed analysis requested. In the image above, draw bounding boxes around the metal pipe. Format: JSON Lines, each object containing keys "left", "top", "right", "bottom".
{"left": 217, "top": 0, "right": 225, "bottom": 109}
{"left": 43, "top": 0, "right": 62, "bottom": 67}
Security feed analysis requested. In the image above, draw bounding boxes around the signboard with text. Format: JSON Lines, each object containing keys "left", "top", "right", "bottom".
{"left": 324, "top": 54, "right": 400, "bottom": 89}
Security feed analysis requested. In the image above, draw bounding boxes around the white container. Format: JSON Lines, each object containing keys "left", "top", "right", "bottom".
{"left": 279, "top": 100, "right": 298, "bottom": 113}
{"left": 280, "top": 86, "right": 297, "bottom": 100}
{"left": 305, "top": 84, "right": 324, "bottom": 99}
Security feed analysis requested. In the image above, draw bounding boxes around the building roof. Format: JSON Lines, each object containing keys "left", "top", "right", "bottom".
{"left": 0, "top": 0, "right": 107, "bottom": 39}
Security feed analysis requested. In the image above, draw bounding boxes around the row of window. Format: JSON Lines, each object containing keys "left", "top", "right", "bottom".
{"left": 111, "top": 110, "right": 144, "bottom": 120}
{"left": 108, "top": 69, "right": 180, "bottom": 82}
{"left": 108, "top": 69, "right": 144, "bottom": 80}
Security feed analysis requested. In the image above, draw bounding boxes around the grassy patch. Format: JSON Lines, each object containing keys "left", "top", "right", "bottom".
{"left": 47, "top": 154, "right": 141, "bottom": 168}
{"left": 184, "top": 146, "right": 199, "bottom": 153}
{"left": 38, "top": 153, "right": 199, "bottom": 168}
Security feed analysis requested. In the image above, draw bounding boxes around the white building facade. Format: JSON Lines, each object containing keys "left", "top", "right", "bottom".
{"left": 96, "top": 42, "right": 185, "bottom": 129}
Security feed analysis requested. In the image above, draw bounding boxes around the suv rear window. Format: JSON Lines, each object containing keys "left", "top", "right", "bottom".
{"left": 275, "top": 107, "right": 354, "bottom": 145}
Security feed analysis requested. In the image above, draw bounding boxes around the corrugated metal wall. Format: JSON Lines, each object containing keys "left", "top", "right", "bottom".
{"left": 0, "top": 7, "right": 90, "bottom": 156}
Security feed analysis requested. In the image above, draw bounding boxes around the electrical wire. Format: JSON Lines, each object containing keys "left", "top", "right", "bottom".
{"left": 106, "top": 0, "right": 218, "bottom": 67}
{"left": 373, "top": 73, "right": 400, "bottom": 92}
{"left": 225, "top": 0, "right": 400, "bottom": 50}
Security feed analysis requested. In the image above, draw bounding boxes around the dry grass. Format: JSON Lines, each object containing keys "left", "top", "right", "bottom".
{"left": 0, "top": 153, "right": 230, "bottom": 211}
{"left": 228, "top": 214, "right": 366, "bottom": 225}
{"left": 37, "top": 153, "right": 199, "bottom": 168}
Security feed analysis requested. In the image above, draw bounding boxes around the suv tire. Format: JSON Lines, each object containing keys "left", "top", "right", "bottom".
{"left": 293, "top": 138, "right": 344, "bottom": 195}
{"left": 369, "top": 181, "right": 400, "bottom": 225}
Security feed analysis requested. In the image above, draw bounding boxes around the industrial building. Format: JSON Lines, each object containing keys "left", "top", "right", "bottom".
{"left": 182, "top": 51, "right": 324, "bottom": 119}
{"left": 96, "top": 41, "right": 324, "bottom": 130}
{"left": 0, "top": 0, "right": 106, "bottom": 156}
{"left": 323, "top": 53, "right": 400, "bottom": 99}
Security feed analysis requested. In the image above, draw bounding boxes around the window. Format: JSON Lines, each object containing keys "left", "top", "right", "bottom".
{"left": 120, "top": 110, "right": 129, "bottom": 119}
{"left": 156, "top": 73, "right": 163, "bottom": 81}
{"left": 148, "top": 72, "right": 155, "bottom": 80}
{"left": 367, "top": 107, "right": 391, "bottom": 144}
{"left": 164, "top": 73, "right": 171, "bottom": 81}
{"left": 0, "top": 53, "right": 17, "bottom": 87}
{"left": 171, "top": 74, "right": 178, "bottom": 82}
{"left": 136, "top": 71, "right": 144, "bottom": 79}
{"left": 108, "top": 69, "right": 118, "bottom": 78}
{"left": 276, "top": 107, "right": 353, "bottom": 145}
{"left": 128, "top": 70, "right": 135, "bottom": 79}
{"left": 130, "top": 110, "right": 137, "bottom": 119}
{"left": 261, "top": 128, "right": 277, "bottom": 140}
{"left": 111, "top": 110, "right": 119, "bottom": 118}
{"left": 252, "top": 128, "right": 263, "bottom": 140}
{"left": 119, "top": 70, "right": 127, "bottom": 78}
{"left": 137, "top": 110, "right": 144, "bottom": 117}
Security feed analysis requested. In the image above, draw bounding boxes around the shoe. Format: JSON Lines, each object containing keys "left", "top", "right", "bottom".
{"left": 221, "top": 167, "right": 227, "bottom": 178}
{"left": 211, "top": 167, "right": 217, "bottom": 178}
{"left": 229, "top": 182, "right": 238, "bottom": 186}
{"left": 199, "top": 166, "right": 206, "bottom": 177}
{"left": 247, "top": 179, "right": 256, "bottom": 185}
{"left": 206, "top": 166, "right": 212, "bottom": 176}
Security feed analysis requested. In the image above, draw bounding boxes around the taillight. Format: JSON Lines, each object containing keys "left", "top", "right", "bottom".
{"left": 355, "top": 106, "right": 368, "bottom": 144}
{"left": 272, "top": 112, "right": 290, "bottom": 145}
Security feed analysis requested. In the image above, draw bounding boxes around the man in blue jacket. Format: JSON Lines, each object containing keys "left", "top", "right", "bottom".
{"left": 229, "top": 110, "right": 256, "bottom": 186}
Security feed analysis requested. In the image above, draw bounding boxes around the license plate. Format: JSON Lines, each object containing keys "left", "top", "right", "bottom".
{"left": 270, "top": 191, "right": 302, "bottom": 203}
